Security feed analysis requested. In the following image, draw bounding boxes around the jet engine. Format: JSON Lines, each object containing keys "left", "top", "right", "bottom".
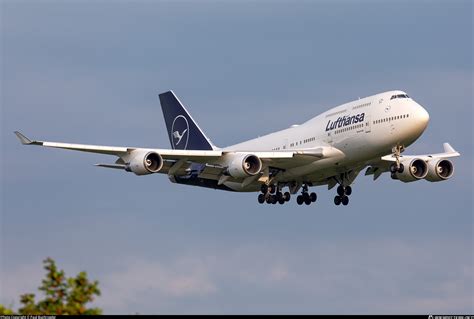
{"left": 393, "top": 158, "right": 428, "bottom": 183}
{"left": 126, "top": 151, "right": 163, "bottom": 175}
{"left": 425, "top": 159, "right": 454, "bottom": 182}
{"left": 226, "top": 154, "right": 263, "bottom": 179}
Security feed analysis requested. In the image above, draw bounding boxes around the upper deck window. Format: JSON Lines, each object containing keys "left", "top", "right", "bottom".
{"left": 390, "top": 94, "right": 410, "bottom": 100}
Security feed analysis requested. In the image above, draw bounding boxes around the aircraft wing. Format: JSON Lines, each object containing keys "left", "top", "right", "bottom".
{"left": 365, "top": 143, "right": 460, "bottom": 180}
{"left": 14, "top": 131, "right": 222, "bottom": 159}
{"left": 380, "top": 143, "right": 461, "bottom": 162}
{"left": 14, "top": 131, "right": 343, "bottom": 178}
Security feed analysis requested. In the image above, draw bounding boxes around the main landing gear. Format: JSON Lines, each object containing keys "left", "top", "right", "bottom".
{"left": 256, "top": 182, "right": 318, "bottom": 206}
{"left": 257, "top": 184, "right": 291, "bottom": 205}
{"left": 334, "top": 185, "right": 352, "bottom": 206}
{"left": 296, "top": 184, "right": 317, "bottom": 206}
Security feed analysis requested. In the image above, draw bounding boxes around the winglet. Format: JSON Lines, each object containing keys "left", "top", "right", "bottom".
{"left": 14, "top": 131, "right": 33, "bottom": 144}
{"left": 14, "top": 131, "right": 43, "bottom": 146}
{"left": 443, "top": 143, "right": 457, "bottom": 154}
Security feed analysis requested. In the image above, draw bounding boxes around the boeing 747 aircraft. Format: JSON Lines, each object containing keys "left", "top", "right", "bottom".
{"left": 15, "top": 90, "right": 460, "bottom": 206}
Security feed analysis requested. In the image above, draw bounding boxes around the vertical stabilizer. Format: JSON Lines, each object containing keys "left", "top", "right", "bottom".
{"left": 159, "top": 91, "right": 217, "bottom": 150}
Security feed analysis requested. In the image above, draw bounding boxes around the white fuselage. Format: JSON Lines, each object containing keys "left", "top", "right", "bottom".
{"left": 222, "top": 90, "right": 430, "bottom": 191}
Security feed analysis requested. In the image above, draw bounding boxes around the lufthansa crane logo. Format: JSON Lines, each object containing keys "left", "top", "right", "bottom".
{"left": 171, "top": 115, "right": 189, "bottom": 150}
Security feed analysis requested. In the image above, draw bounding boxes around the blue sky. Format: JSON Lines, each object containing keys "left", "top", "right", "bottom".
{"left": 1, "top": 0, "right": 472, "bottom": 314}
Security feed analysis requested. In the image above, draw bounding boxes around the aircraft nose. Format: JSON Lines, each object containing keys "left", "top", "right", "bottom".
{"left": 415, "top": 103, "right": 430, "bottom": 131}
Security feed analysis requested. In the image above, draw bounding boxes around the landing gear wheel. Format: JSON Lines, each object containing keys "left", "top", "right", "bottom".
{"left": 337, "top": 185, "right": 345, "bottom": 196}
{"left": 297, "top": 195, "right": 304, "bottom": 205}
{"left": 334, "top": 195, "right": 341, "bottom": 206}
{"left": 278, "top": 197, "right": 286, "bottom": 205}
{"left": 266, "top": 196, "right": 273, "bottom": 204}
{"left": 302, "top": 192, "right": 310, "bottom": 202}
{"left": 310, "top": 192, "right": 317, "bottom": 202}
{"left": 398, "top": 163, "right": 404, "bottom": 173}
{"left": 258, "top": 194, "right": 265, "bottom": 204}
{"left": 341, "top": 195, "right": 349, "bottom": 206}
{"left": 269, "top": 185, "right": 276, "bottom": 194}
{"left": 271, "top": 195, "right": 277, "bottom": 204}
{"left": 276, "top": 192, "right": 283, "bottom": 201}
{"left": 304, "top": 197, "right": 312, "bottom": 205}
{"left": 390, "top": 163, "right": 398, "bottom": 174}
{"left": 260, "top": 184, "right": 268, "bottom": 194}
{"left": 284, "top": 192, "right": 291, "bottom": 202}
{"left": 345, "top": 186, "right": 352, "bottom": 196}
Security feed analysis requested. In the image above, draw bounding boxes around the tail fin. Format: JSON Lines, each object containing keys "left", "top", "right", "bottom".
{"left": 159, "top": 91, "right": 217, "bottom": 150}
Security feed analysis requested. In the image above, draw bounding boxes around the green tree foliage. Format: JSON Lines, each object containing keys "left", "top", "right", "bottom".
{"left": 0, "top": 304, "right": 14, "bottom": 315}
{"left": 1, "top": 257, "right": 102, "bottom": 315}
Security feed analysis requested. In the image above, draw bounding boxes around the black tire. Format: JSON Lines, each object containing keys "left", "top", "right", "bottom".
{"left": 284, "top": 192, "right": 291, "bottom": 202}
{"left": 258, "top": 194, "right": 265, "bottom": 204}
{"left": 303, "top": 192, "right": 310, "bottom": 201}
{"left": 304, "top": 197, "right": 311, "bottom": 205}
{"left": 390, "top": 163, "right": 398, "bottom": 173}
{"left": 391, "top": 172, "right": 398, "bottom": 180}
{"left": 398, "top": 163, "right": 404, "bottom": 173}
{"left": 266, "top": 196, "right": 273, "bottom": 204}
{"left": 310, "top": 192, "right": 317, "bottom": 202}
{"left": 276, "top": 192, "right": 283, "bottom": 201}
{"left": 345, "top": 186, "right": 352, "bottom": 196}
{"left": 278, "top": 197, "right": 285, "bottom": 205}
{"left": 337, "top": 185, "right": 345, "bottom": 196}
{"left": 334, "top": 195, "right": 341, "bottom": 205}
{"left": 260, "top": 184, "right": 268, "bottom": 194}
{"left": 297, "top": 195, "right": 304, "bottom": 205}
{"left": 269, "top": 185, "right": 276, "bottom": 194}
{"left": 342, "top": 195, "right": 349, "bottom": 206}
{"left": 271, "top": 195, "right": 277, "bottom": 204}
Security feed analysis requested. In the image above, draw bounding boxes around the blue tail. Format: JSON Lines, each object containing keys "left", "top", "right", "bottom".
{"left": 159, "top": 91, "right": 217, "bottom": 150}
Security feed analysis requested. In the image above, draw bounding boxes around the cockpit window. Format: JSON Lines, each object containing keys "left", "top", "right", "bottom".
{"left": 390, "top": 94, "right": 410, "bottom": 100}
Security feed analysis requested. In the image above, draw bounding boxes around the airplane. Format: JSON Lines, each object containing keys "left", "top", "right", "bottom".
{"left": 14, "top": 90, "right": 460, "bottom": 206}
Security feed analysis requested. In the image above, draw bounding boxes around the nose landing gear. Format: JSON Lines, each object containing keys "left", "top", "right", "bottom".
{"left": 390, "top": 144, "right": 406, "bottom": 179}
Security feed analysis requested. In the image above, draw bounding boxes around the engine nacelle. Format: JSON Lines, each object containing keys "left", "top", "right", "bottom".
{"left": 126, "top": 151, "right": 163, "bottom": 176}
{"left": 226, "top": 154, "right": 263, "bottom": 179}
{"left": 425, "top": 159, "right": 454, "bottom": 182}
{"left": 394, "top": 158, "right": 428, "bottom": 183}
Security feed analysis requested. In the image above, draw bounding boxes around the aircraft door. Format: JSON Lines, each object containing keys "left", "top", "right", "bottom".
{"left": 365, "top": 115, "right": 371, "bottom": 133}
{"left": 325, "top": 131, "right": 333, "bottom": 145}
